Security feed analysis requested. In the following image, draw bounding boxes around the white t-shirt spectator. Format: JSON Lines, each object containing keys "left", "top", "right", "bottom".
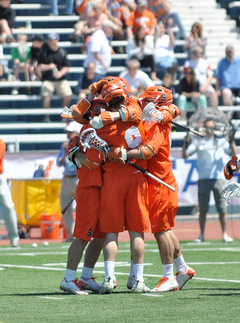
{"left": 83, "top": 29, "right": 111, "bottom": 76}
{"left": 0, "top": 44, "right": 3, "bottom": 60}
{"left": 183, "top": 57, "right": 213, "bottom": 86}
{"left": 119, "top": 69, "right": 154, "bottom": 92}
{"left": 154, "top": 34, "right": 174, "bottom": 61}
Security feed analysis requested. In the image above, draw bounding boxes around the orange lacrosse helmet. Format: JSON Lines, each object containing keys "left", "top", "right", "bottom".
{"left": 88, "top": 98, "right": 109, "bottom": 119}
{"left": 101, "top": 80, "right": 128, "bottom": 106}
{"left": 114, "top": 77, "right": 131, "bottom": 93}
{"left": 139, "top": 86, "right": 173, "bottom": 108}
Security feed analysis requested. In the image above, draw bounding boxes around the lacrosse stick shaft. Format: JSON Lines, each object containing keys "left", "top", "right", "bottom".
{"left": 171, "top": 121, "right": 204, "bottom": 137}
{"left": 61, "top": 196, "right": 75, "bottom": 214}
{"left": 126, "top": 160, "right": 175, "bottom": 192}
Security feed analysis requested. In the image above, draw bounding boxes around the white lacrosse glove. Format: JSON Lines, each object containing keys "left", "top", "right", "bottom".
{"left": 141, "top": 103, "right": 164, "bottom": 124}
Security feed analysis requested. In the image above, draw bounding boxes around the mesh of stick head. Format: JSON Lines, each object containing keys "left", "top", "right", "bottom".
{"left": 79, "top": 128, "right": 110, "bottom": 159}
{"left": 141, "top": 102, "right": 163, "bottom": 124}
{"left": 220, "top": 182, "right": 240, "bottom": 204}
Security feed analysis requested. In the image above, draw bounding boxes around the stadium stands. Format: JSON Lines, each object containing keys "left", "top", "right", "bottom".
{"left": 1, "top": 0, "right": 240, "bottom": 152}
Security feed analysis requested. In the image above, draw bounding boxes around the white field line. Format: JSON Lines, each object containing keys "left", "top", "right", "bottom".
{"left": 143, "top": 294, "right": 164, "bottom": 297}
{"left": 1, "top": 264, "right": 240, "bottom": 284}
{"left": 1, "top": 246, "right": 240, "bottom": 257}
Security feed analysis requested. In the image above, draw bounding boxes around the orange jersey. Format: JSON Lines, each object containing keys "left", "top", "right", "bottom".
{"left": 143, "top": 122, "right": 173, "bottom": 182}
{"left": 125, "top": 9, "right": 156, "bottom": 34}
{"left": 0, "top": 139, "right": 6, "bottom": 174}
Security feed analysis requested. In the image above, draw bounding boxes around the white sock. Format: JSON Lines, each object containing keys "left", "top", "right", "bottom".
{"left": 173, "top": 255, "right": 187, "bottom": 273}
{"left": 162, "top": 264, "right": 174, "bottom": 280}
{"left": 105, "top": 261, "right": 115, "bottom": 278}
{"left": 81, "top": 266, "right": 93, "bottom": 279}
{"left": 65, "top": 268, "right": 76, "bottom": 282}
{"left": 129, "top": 260, "right": 135, "bottom": 278}
{"left": 133, "top": 263, "right": 143, "bottom": 282}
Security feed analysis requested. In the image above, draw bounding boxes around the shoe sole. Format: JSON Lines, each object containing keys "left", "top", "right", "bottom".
{"left": 178, "top": 272, "right": 196, "bottom": 290}
{"left": 151, "top": 286, "right": 179, "bottom": 292}
{"left": 60, "top": 286, "right": 88, "bottom": 295}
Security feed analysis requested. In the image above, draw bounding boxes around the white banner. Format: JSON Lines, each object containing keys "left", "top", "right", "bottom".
{"left": 3, "top": 151, "right": 240, "bottom": 206}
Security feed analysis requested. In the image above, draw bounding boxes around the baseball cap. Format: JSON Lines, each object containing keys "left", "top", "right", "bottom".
{"left": 48, "top": 32, "right": 60, "bottom": 41}
{"left": 226, "top": 45, "right": 234, "bottom": 52}
{"left": 102, "top": 19, "right": 118, "bottom": 31}
{"left": 64, "top": 121, "right": 83, "bottom": 133}
{"left": 30, "top": 34, "right": 44, "bottom": 42}
{"left": 137, "top": 0, "right": 148, "bottom": 6}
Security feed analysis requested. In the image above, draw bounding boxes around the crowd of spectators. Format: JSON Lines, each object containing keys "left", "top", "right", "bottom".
{"left": 0, "top": 0, "right": 240, "bottom": 123}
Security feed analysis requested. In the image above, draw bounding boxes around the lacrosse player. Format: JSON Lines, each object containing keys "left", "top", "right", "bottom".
{"left": 105, "top": 86, "right": 196, "bottom": 292}
{"left": 60, "top": 100, "right": 109, "bottom": 296}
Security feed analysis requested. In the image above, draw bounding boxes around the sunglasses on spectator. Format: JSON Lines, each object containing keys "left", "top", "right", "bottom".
{"left": 193, "top": 51, "right": 202, "bottom": 55}
{"left": 185, "top": 72, "right": 194, "bottom": 75}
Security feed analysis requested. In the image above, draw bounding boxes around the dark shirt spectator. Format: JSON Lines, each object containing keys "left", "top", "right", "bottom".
{"left": 75, "top": 62, "right": 103, "bottom": 99}
{"left": 178, "top": 67, "right": 207, "bottom": 120}
{"left": 29, "top": 34, "right": 44, "bottom": 81}
{"left": 0, "top": 0, "right": 16, "bottom": 43}
{"left": 38, "top": 32, "right": 72, "bottom": 122}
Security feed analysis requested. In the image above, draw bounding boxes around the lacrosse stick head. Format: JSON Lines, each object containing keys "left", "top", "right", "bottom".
{"left": 141, "top": 102, "right": 163, "bottom": 124}
{"left": 220, "top": 182, "right": 240, "bottom": 204}
{"left": 139, "top": 86, "right": 173, "bottom": 109}
{"left": 79, "top": 128, "right": 110, "bottom": 159}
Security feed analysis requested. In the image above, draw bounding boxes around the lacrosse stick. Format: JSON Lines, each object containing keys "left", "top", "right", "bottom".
{"left": 141, "top": 103, "right": 204, "bottom": 137}
{"left": 79, "top": 128, "right": 175, "bottom": 192}
{"left": 220, "top": 182, "right": 240, "bottom": 204}
{"left": 61, "top": 196, "right": 75, "bottom": 214}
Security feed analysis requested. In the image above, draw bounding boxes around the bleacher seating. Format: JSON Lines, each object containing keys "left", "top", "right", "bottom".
{"left": 1, "top": 0, "right": 240, "bottom": 152}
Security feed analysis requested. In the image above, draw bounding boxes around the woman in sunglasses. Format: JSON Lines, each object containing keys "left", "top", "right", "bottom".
{"left": 177, "top": 67, "right": 207, "bottom": 120}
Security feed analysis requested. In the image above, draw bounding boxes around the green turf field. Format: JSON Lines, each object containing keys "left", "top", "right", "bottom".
{"left": 0, "top": 240, "right": 240, "bottom": 323}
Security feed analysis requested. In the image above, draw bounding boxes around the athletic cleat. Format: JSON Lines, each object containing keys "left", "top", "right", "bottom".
{"left": 60, "top": 278, "right": 88, "bottom": 295}
{"left": 127, "top": 275, "right": 136, "bottom": 290}
{"left": 131, "top": 280, "right": 150, "bottom": 293}
{"left": 99, "top": 276, "right": 115, "bottom": 294}
{"left": 223, "top": 233, "right": 234, "bottom": 243}
{"left": 176, "top": 266, "right": 196, "bottom": 290}
{"left": 78, "top": 277, "right": 101, "bottom": 292}
{"left": 151, "top": 277, "right": 179, "bottom": 292}
{"left": 114, "top": 277, "right": 117, "bottom": 289}
{"left": 194, "top": 234, "right": 204, "bottom": 243}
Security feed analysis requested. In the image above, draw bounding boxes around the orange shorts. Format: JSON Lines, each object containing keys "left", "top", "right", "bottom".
{"left": 148, "top": 174, "right": 178, "bottom": 233}
{"left": 73, "top": 185, "right": 105, "bottom": 241}
{"left": 99, "top": 172, "right": 149, "bottom": 233}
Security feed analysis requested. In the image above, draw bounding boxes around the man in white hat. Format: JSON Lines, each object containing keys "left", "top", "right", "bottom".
{"left": 56, "top": 121, "right": 83, "bottom": 242}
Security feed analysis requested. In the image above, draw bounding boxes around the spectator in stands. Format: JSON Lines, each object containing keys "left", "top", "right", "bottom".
{"left": 162, "top": 72, "right": 175, "bottom": 96}
{"left": 182, "top": 118, "right": 236, "bottom": 243}
{"left": 75, "top": 62, "right": 103, "bottom": 99}
{"left": 126, "top": 25, "right": 159, "bottom": 81}
{"left": 119, "top": 58, "right": 154, "bottom": 95}
{"left": 110, "top": 0, "right": 136, "bottom": 27}
{"left": 215, "top": 45, "right": 240, "bottom": 109}
{"left": 153, "top": 19, "right": 178, "bottom": 78}
{"left": 38, "top": 32, "right": 72, "bottom": 123}
{"left": 11, "top": 34, "right": 32, "bottom": 95}
{"left": 0, "top": 138, "right": 20, "bottom": 248}
{"left": 178, "top": 67, "right": 207, "bottom": 120}
{"left": 57, "top": 121, "right": 83, "bottom": 242}
{"left": 0, "top": 44, "right": 4, "bottom": 81}
{"left": 182, "top": 46, "right": 218, "bottom": 108}
{"left": 148, "top": 0, "right": 187, "bottom": 40}
{"left": 47, "top": 0, "right": 75, "bottom": 16}
{"left": 183, "top": 22, "right": 207, "bottom": 60}
{"left": 125, "top": 0, "right": 156, "bottom": 40}
{"left": 29, "top": 34, "right": 44, "bottom": 81}
{"left": 0, "top": 0, "right": 15, "bottom": 43}
{"left": 83, "top": 20, "right": 114, "bottom": 77}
